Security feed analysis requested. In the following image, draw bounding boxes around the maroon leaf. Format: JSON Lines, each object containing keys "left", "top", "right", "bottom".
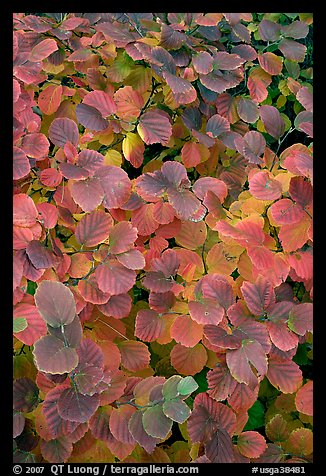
{"left": 76, "top": 103, "right": 108, "bottom": 131}
{"left": 33, "top": 335, "right": 79, "bottom": 374}
{"left": 48, "top": 118, "right": 79, "bottom": 147}
{"left": 260, "top": 105, "right": 285, "bottom": 139}
{"left": 57, "top": 387, "right": 99, "bottom": 423}
{"left": 35, "top": 280, "right": 76, "bottom": 327}
{"left": 137, "top": 109, "right": 172, "bottom": 145}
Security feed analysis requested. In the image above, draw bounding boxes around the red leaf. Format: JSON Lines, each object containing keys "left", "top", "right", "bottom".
{"left": 49, "top": 118, "right": 79, "bottom": 148}
{"left": 170, "top": 314, "right": 203, "bottom": 347}
{"left": 75, "top": 210, "right": 113, "bottom": 247}
{"left": 296, "top": 86, "right": 313, "bottom": 112}
{"left": 241, "top": 276, "right": 275, "bottom": 316}
{"left": 207, "top": 363, "right": 237, "bottom": 401}
{"left": 37, "top": 203, "right": 59, "bottom": 229}
{"left": 206, "top": 113, "right": 230, "bottom": 138}
{"left": 95, "top": 258, "right": 136, "bottom": 295}
{"left": 98, "top": 293, "right": 132, "bottom": 319}
{"left": 114, "top": 86, "right": 144, "bottom": 120}
{"left": 226, "top": 340, "right": 268, "bottom": 385}
{"left": 109, "top": 405, "right": 136, "bottom": 444}
{"left": 77, "top": 275, "right": 110, "bottom": 305}
{"left": 267, "top": 358, "right": 302, "bottom": 393}
{"left": 237, "top": 431, "right": 267, "bottom": 458}
{"left": 83, "top": 90, "right": 117, "bottom": 116}
{"left": 30, "top": 38, "right": 58, "bottom": 61}
{"left": 69, "top": 177, "right": 104, "bottom": 212}
{"left": 189, "top": 299, "right": 224, "bottom": 326}
{"left": 57, "top": 387, "right": 100, "bottom": 423}
{"left": 118, "top": 340, "right": 151, "bottom": 372}
{"left": 21, "top": 133, "right": 49, "bottom": 159}
{"left": 13, "top": 147, "right": 31, "bottom": 180}
{"left": 288, "top": 302, "right": 313, "bottom": 336}
{"left": 188, "top": 393, "right": 236, "bottom": 443}
{"left": 170, "top": 343, "right": 207, "bottom": 375}
{"left": 278, "top": 39, "right": 306, "bottom": 62}
{"left": 205, "top": 428, "right": 235, "bottom": 463}
{"left": 135, "top": 309, "right": 165, "bottom": 342}
{"left": 249, "top": 170, "right": 282, "bottom": 200}
{"left": 40, "top": 437, "right": 73, "bottom": 463}
{"left": 137, "top": 109, "right": 172, "bottom": 145}
{"left": 13, "top": 194, "right": 38, "bottom": 228}
{"left": 95, "top": 165, "right": 132, "bottom": 209}
{"left": 192, "top": 51, "right": 214, "bottom": 74}
{"left": 163, "top": 71, "right": 197, "bottom": 105}
{"left": 237, "top": 98, "right": 260, "bottom": 124}
{"left": 295, "top": 380, "right": 313, "bottom": 416}
{"left": 13, "top": 303, "right": 47, "bottom": 345}
{"left": 40, "top": 168, "right": 63, "bottom": 187}
{"left": 131, "top": 203, "right": 160, "bottom": 236}
{"left": 38, "top": 84, "right": 63, "bottom": 115}
{"left": 259, "top": 105, "right": 285, "bottom": 139}
{"left": 76, "top": 103, "right": 109, "bottom": 131}
{"left": 35, "top": 280, "right": 76, "bottom": 327}
{"left": 116, "top": 249, "right": 146, "bottom": 270}
{"left": 26, "top": 240, "right": 60, "bottom": 269}
{"left": 108, "top": 221, "right": 137, "bottom": 254}
{"left": 269, "top": 198, "right": 304, "bottom": 225}
{"left": 235, "top": 131, "right": 266, "bottom": 164}
{"left": 258, "top": 52, "right": 283, "bottom": 75}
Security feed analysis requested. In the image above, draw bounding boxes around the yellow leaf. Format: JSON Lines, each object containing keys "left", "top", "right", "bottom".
{"left": 104, "top": 149, "right": 122, "bottom": 166}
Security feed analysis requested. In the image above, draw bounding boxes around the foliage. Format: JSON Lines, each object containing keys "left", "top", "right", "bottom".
{"left": 13, "top": 12, "right": 313, "bottom": 464}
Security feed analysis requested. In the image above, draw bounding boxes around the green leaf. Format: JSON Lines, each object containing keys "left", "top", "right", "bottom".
{"left": 26, "top": 281, "right": 37, "bottom": 296}
{"left": 163, "top": 399, "right": 191, "bottom": 423}
{"left": 177, "top": 376, "right": 198, "bottom": 396}
{"left": 162, "top": 375, "right": 182, "bottom": 400}
{"left": 13, "top": 317, "right": 28, "bottom": 333}
{"left": 244, "top": 400, "right": 265, "bottom": 431}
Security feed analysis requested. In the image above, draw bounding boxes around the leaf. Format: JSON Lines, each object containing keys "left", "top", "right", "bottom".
{"left": 258, "top": 52, "right": 283, "bottom": 75}
{"left": 278, "top": 39, "right": 307, "bottom": 62}
{"left": 249, "top": 171, "right": 282, "bottom": 200}
{"left": 142, "top": 405, "right": 173, "bottom": 439}
{"left": 170, "top": 343, "right": 207, "bottom": 375}
{"left": 33, "top": 335, "right": 78, "bottom": 374}
{"left": 122, "top": 132, "right": 145, "bottom": 168}
{"left": 35, "top": 280, "right": 76, "bottom": 327}
{"left": 109, "top": 405, "right": 136, "bottom": 444}
{"left": 163, "top": 399, "right": 191, "bottom": 423}
{"left": 135, "top": 309, "right": 165, "bottom": 342}
{"left": 206, "top": 113, "right": 230, "bottom": 138}
{"left": 244, "top": 400, "right": 265, "bottom": 431}
{"left": 295, "top": 380, "right": 313, "bottom": 416}
{"left": 241, "top": 276, "right": 275, "bottom": 316}
{"left": 189, "top": 299, "right": 224, "bottom": 326}
{"left": 13, "top": 378, "right": 39, "bottom": 412}
{"left": 267, "top": 357, "right": 302, "bottom": 393}
{"left": 75, "top": 210, "right": 113, "bottom": 247}
{"left": 95, "top": 258, "right": 136, "bottom": 295}
{"left": 237, "top": 431, "right": 267, "bottom": 458}
{"left": 207, "top": 364, "right": 237, "bottom": 401}
{"left": 114, "top": 86, "right": 144, "bottom": 120}
{"left": 70, "top": 177, "right": 104, "bottom": 212}
{"left": 83, "top": 90, "right": 117, "bottom": 117}
{"left": 170, "top": 314, "right": 203, "bottom": 347}
{"left": 13, "top": 194, "right": 38, "bottom": 227}
{"left": 163, "top": 71, "right": 197, "bottom": 105}
{"left": 76, "top": 103, "right": 109, "bottom": 131}
{"left": 13, "top": 146, "right": 31, "bottom": 180}
{"left": 296, "top": 86, "right": 313, "bottom": 112}
{"left": 98, "top": 293, "right": 132, "bottom": 319}
{"left": 57, "top": 387, "right": 99, "bottom": 423}
{"left": 187, "top": 393, "right": 236, "bottom": 443}
{"left": 137, "top": 109, "right": 172, "bottom": 145}
{"left": 38, "top": 84, "right": 63, "bottom": 115}
{"left": 259, "top": 105, "right": 285, "bottom": 139}
{"left": 269, "top": 198, "right": 304, "bottom": 225}
{"left": 177, "top": 376, "right": 199, "bottom": 396}
{"left": 30, "top": 38, "right": 58, "bottom": 61}
{"left": 26, "top": 240, "right": 59, "bottom": 269}
{"left": 175, "top": 220, "right": 207, "bottom": 250}
{"left": 226, "top": 339, "right": 268, "bottom": 385}
{"left": 237, "top": 98, "right": 260, "bottom": 124}
{"left": 40, "top": 437, "right": 73, "bottom": 463}
{"left": 235, "top": 131, "right": 266, "bottom": 164}
{"left": 48, "top": 117, "right": 79, "bottom": 147}
{"left": 128, "top": 410, "right": 160, "bottom": 454}
{"left": 13, "top": 303, "right": 47, "bottom": 345}
{"left": 247, "top": 67, "right": 272, "bottom": 103}
{"left": 95, "top": 165, "right": 132, "bottom": 209}
{"left": 13, "top": 411, "right": 25, "bottom": 438}
{"left": 287, "top": 428, "right": 313, "bottom": 456}
{"left": 118, "top": 340, "right": 151, "bottom": 372}
{"left": 205, "top": 428, "right": 235, "bottom": 463}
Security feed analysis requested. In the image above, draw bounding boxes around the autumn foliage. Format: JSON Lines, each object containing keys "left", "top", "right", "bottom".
{"left": 13, "top": 12, "right": 313, "bottom": 464}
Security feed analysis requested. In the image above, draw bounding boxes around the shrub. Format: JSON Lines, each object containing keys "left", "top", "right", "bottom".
{"left": 13, "top": 12, "right": 313, "bottom": 464}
